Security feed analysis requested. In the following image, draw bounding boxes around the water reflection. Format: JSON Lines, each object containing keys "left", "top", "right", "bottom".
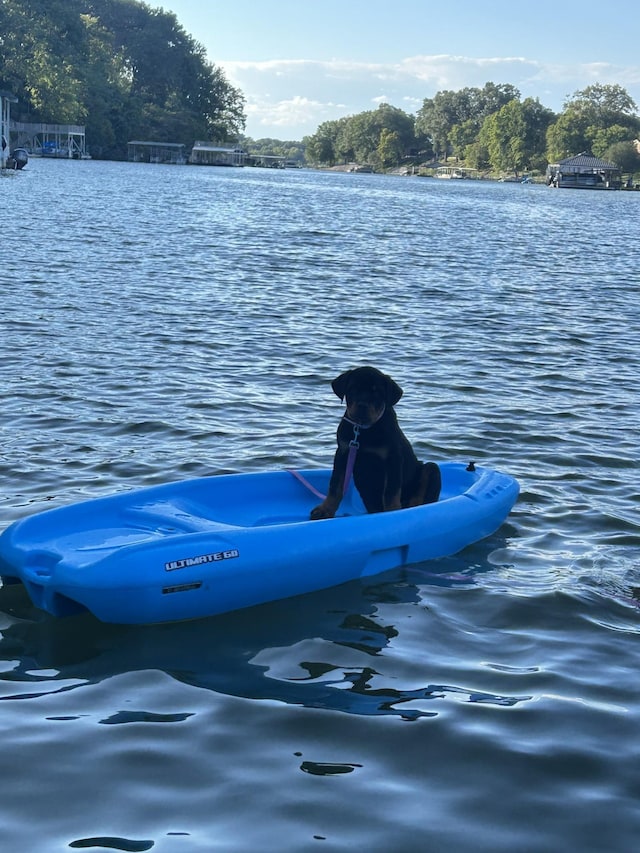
{"left": 0, "top": 538, "right": 528, "bottom": 719}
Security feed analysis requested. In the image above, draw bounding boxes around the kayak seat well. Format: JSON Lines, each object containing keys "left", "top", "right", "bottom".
{"left": 124, "top": 502, "right": 317, "bottom": 532}
{"left": 123, "top": 501, "right": 241, "bottom": 534}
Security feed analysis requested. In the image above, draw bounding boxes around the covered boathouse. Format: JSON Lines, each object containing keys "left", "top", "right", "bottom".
{"left": 189, "top": 142, "right": 245, "bottom": 166}
{"left": 128, "top": 141, "right": 186, "bottom": 164}
{"left": 12, "top": 122, "right": 87, "bottom": 158}
{"left": 546, "top": 151, "right": 622, "bottom": 189}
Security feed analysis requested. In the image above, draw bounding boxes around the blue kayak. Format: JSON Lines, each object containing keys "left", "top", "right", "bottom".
{"left": 0, "top": 462, "right": 519, "bottom": 624}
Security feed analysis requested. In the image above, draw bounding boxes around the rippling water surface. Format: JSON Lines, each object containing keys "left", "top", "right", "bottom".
{"left": 1, "top": 160, "right": 639, "bottom": 851}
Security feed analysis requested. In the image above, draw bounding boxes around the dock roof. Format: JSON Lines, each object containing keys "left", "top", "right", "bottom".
{"left": 557, "top": 151, "right": 619, "bottom": 170}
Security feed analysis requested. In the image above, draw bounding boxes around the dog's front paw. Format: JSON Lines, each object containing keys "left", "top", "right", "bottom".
{"left": 310, "top": 502, "right": 336, "bottom": 520}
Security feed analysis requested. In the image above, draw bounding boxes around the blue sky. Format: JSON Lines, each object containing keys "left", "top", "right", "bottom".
{"left": 159, "top": 0, "right": 640, "bottom": 140}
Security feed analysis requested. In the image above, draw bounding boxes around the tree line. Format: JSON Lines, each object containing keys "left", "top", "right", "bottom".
{"left": 240, "top": 137, "right": 306, "bottom": 164}
{"left": 303, "top": 82, "right": 640, "bottom": 175}
{"left": 2, "top": 1, "right": 639, "bottom": 173}
{"left": 0, "top": 0, "right": 246, "bottom": 159}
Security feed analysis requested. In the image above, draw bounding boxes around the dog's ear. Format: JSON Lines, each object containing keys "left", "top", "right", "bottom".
{"left": 331, "top": 370, "right": 352, "bottom": 401}
{"left": 384, "top": 374, "right": 403, "bottom": 406}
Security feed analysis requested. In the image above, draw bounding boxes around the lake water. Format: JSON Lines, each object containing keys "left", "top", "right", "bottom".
{"left": 1, "top": 159, "right": 639, "bottom": 852}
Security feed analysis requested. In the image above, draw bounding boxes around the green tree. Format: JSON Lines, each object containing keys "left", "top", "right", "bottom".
{"left": 590, "top": 124, "right": 637, "bottom": 158}
{"left": 343, "top": 110, "right": 379, "bottom": 162}
{"left": 565, "top": 83, "right": 638, "bottom": 125}
{"left": 520, "top": 97, "right": 555, "bottom": 171}
{"left": 415, "top": 90, "right": 460, "bottom": 159}
{"left": 241, "top": 136, "right": 306, "bottom": 163}
{"left": 303, "top": 118, "right": 344, "bottom": 165}
{"left": 1, "top": 0, "right": 88, "bottom": 120}
{"left": 474, "top": 82, "right": 521, "bottom": 118}
{"left": 604, "top": 140, "right": 640, "bottom": 173}
{"left": 467, "top": 96, "right": 551, "bottom": 172}
{"left": 416, "top": 82, "right": 520, "bottom": 160}
{"left": 482, "top": 99, "right": 527, "bottom": 174}
{"left": 546, "top": 83, "right": 639, "bottom": 162}
{"left": 377, "top": 128, "right": 402, "bottom": 167}
{"left": 334, "top": 117, "right": 356, "bottom": 163}
{"left": 0, "top": 0, "right": 246, "bottom": 157}
{"left": 545, "top": 108, "right": 590, "bottom": 161}
{"left": 449, "top": 118, "right": 478, "bottom": 160}
{"left": 303, "top": 106, "right": 414, "bottom": 167}
{"left": 78, "top": 13, "right": 132, "bottom": 155}
{"left": 349, "top": 105, "right": 414, "bottom": 165}
{"left": 464, "top": 138, "right": 490, "bottom": 171}
{"left": 374, "top": 103, "right": 415, "bottom": 152}
{"left": 86, "top": 0, "right": 245, "bottom": 144}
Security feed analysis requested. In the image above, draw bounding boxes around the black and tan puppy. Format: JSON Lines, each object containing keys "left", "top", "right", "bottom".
{"left": 310, "top": 366, "right": 441, "bottom": 519}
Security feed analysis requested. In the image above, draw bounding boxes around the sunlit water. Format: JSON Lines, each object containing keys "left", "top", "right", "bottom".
{"left": 1, "top": 159, "right": 639, "bottom": 852}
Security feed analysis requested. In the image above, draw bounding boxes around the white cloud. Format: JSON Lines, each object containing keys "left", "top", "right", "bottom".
{"left": 244, "top": 94, "right": 347, "bottom": 138}
{"left": 397, "top": 55, "right": 537, "bottom": 88}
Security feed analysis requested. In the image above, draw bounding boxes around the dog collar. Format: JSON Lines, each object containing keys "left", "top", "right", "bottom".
{"left": 342, "top": 404, "right": 386, "bottom": 430}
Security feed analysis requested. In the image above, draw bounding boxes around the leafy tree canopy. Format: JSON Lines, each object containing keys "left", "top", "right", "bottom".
{"left": 240, "top": 136, "right": 306, "bottom": 162}
{"left": 546, "top": 83, "right": 640, "bottom": 162}
{"left": 416, "top": 82, "right": 520, "bottom": 159}
{"left": 0, "top": 0, "right": 246, "bottom": 158}
{"left": 603, "top": 140, "right": 640, "bottom": 173}
{"left": 563, "top": 83, "right": 638, "bottom": 123}
{"left": 476, "top": 97, "right": 555, "bottom": 174}
{"left": 304, "top": 104, "right": 416, "bottom": 168}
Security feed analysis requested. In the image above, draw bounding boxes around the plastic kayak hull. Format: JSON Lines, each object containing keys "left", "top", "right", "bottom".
{"left": 0, "top": 462, "right": 519, "bottom": 624}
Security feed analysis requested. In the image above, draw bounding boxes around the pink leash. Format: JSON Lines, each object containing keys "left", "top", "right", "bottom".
{"left": 287, "top": 469, "right": 326, "bottom": 500}
{"left": 342, "top": 423, "right": 360, "bottom": 494}
{"left": 288, "top": 417, "right": 366, "bottom": 501}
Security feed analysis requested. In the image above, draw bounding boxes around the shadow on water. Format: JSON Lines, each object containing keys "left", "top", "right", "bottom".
{"left": 0, "top": 535, "right": 529, "bottom": 720}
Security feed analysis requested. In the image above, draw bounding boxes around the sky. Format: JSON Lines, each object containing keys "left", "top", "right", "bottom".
{"left": 158, "top": 0, "right": 640, "bottom": 140}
